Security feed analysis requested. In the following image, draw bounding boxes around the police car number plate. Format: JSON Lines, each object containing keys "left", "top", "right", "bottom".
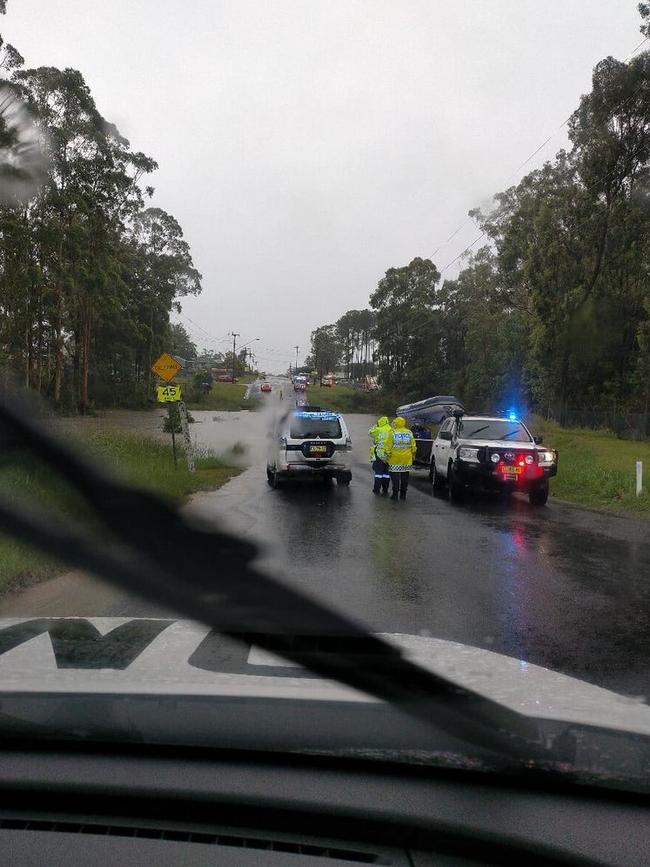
{"left": 503, "top": 466, "right": 522, "bottom": 475}
{"left": 310, "top": 445, "right": 327, "bottom": 454}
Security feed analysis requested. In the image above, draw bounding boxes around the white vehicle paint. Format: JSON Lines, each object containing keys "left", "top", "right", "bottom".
{"left": 267, "top": 406, "right": 353, "bottom": 488}
{"left": 430, "top": 414, "right": 558, "bottom": 505}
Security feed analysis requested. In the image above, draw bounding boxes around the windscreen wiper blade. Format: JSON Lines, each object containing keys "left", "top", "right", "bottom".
{"left": 0, "top": 391, "right": 553, "bottom": 762}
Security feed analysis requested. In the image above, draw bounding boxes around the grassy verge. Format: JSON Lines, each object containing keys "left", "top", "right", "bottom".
{"left": 0, "top": 431, "right": 242, "bottom": 596}
{"left": 183, "top": 380, "right": 258, "bottom": 411}
{"left": 301, "top": 384, "right": 397, "bottom": 415}
{"left": 531, "top": 418, "right": 650, "bottom": 517}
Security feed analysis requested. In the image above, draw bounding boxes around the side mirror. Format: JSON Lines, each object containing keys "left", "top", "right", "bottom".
{"left": 440, "top": 430, "right": 453, "bottom": 441}
{"left": 534, "top": 435, "right": 543, "bottom": 444}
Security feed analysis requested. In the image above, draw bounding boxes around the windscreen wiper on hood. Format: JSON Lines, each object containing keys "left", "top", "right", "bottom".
{"left": 0, "top": 390, "right": 554, "bottom": 763}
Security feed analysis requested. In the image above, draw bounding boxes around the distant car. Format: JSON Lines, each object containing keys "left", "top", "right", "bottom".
{"left": 260, "top": 382, "right": 272, "bottom": 393}
{"left": 216, "top": 374, "right": 237, "bottom": 383}
{"left": 430, "top": 413, "right": 558, "bottom": 506}
{"left": 267, "top": 406, "right": 352, "bottom": 488}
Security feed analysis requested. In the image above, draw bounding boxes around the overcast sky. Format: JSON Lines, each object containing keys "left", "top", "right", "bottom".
{"left": 3, "top": 1, "right": 645, "bottom": 372}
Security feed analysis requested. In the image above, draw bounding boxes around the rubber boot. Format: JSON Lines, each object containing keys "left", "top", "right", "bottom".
{"left": 390, "top": 491, "right": 399, "bottom": 500}
{"left": 399, "top": 490, "right": 407, "bottom": 500}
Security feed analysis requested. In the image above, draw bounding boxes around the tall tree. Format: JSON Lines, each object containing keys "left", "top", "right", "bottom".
{"left": 310, "top": 324, "right": 340, "bottom": 383}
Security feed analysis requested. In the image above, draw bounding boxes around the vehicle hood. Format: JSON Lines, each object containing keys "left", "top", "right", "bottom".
{"left": 0, "top": 618, "right": 647, "bottom": 737}
{"left": 458, "top": 439, "right": 536, "bottom": 450}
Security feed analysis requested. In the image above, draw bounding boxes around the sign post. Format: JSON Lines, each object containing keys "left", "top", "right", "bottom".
{"left": 152, "top": 353, "right": 184, "bottom": 469}
{"left": 637, "top": 461, "right": 643, "bottom": 497}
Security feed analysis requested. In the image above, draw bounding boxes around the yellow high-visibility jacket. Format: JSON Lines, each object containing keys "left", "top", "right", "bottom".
{"left": 368, "top": 416, "right": 392, "bottom": 462}
{"left": 384, "top": 417, "right": 417, "bottom": 471}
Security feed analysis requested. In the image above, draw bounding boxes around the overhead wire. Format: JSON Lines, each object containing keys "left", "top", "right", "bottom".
{"left": 426, "top": 35, "right": 649, "bottom": 272}
{"left": 376, "top": 36, "right": 650, "bottom": 346}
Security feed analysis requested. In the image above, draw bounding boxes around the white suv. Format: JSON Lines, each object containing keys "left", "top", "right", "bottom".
{"left": 267, "top": 406, "right": 353, "bottom": 489}
{"left": 430, "top": 413, "right": 558, "bottom": 505}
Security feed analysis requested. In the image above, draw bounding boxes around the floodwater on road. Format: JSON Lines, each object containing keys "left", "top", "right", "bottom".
{"left": 8, "top": 399, "right": 650, "bottom": 698}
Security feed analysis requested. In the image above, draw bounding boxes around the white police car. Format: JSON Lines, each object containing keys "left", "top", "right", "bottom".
{"left": 430, "top": 412, "right": 558, "bottom": 505}
{"left": 267, "top": 406, "right": 353, "bottom": 488}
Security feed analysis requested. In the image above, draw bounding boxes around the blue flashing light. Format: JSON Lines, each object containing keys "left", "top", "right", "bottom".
{"left": 507, "top": 409, "right": 518, "bottom": 422}
{"left": 295, "top": 410, "right": 338, "bottom": 420}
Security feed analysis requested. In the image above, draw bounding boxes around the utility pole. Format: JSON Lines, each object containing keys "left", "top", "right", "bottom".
{"left": 294, "top": 345, "right": 299, "bottom": 373}
{"left": 230, "top": 332, "right": 240, "bottom": 382}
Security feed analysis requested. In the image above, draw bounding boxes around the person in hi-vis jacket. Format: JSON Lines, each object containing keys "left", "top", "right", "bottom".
{"left": 368, "top": 415, "right": 392, "bottom": 495}
{"left": 384, "top": 417, "right": 417, "bottom": 500}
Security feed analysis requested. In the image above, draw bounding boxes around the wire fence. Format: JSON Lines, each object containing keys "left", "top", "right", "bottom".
{"left": 546, "top": 406, "right": 650, "bottom": 440}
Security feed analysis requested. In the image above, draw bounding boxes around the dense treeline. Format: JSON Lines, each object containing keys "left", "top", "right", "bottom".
{"left": 313, "top": 26, "right": 650, "bottom": 429}
{"left": 0, "top": 11, "right": 201, "bottom": 411}
{"left": 308, "top": 309, "right": 377, "bottom": 382}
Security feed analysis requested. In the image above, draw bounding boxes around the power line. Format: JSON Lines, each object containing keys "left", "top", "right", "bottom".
{"left": 426, "top": 35, "right": 650, "bottom": 272}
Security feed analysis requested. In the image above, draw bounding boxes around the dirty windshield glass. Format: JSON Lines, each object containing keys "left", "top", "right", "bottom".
{"left": 0, "top": 0, "right": 649, "bottom": 797}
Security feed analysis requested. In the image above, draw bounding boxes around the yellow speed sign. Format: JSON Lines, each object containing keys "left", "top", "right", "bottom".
{"left": 157, "top": 385, "right": 182, "bottom": 402}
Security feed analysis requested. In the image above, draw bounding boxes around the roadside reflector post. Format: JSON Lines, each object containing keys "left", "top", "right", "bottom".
{"left": 178, "top": 400, "right": 195, "bottom": 473}
{"left": 637, "top": 461, "right": 643, "bottom": 497}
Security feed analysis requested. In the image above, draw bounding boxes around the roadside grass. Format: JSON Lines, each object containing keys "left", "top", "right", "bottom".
{"left": 0, "top": 431, "right": 241, "bottom": 595}
{"left": 183, "top": 380, "right": 258, "bottom": 411}
{"left": 531, "top": 418, "right": 650, "bottom": 517}
{"left": 301, "top": 384, "right": 396, "bottom": 415}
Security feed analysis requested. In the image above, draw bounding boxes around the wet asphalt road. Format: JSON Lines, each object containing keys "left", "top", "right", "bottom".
{"left": 5, "top": 389, "right": 650, "bottom": 697}
{"left": 187, "top": 409, "right": 650, "bottom": 697}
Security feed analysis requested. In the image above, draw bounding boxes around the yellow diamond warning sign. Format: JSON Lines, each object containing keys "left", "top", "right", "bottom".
{"left": 151, "top": 352, "right": 183, "bottom": 383}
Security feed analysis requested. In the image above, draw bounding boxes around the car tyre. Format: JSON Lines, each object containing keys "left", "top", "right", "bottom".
{"left": 448, "top": 463, "right": 464, "bottom": 504}
{"left": 529, "top": 480, "right": 549, "bottom": 506}
{"left": 336, "top": 473, "right": 352, "bottom": 486}
{"left": 430, "top": 458, "right": 445, "bottom": 491}
{"left": 268, "top": 468, "right": 283, "bottom": 490}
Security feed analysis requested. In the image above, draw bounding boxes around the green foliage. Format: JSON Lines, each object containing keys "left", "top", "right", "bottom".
{"left": 307, "top": 384, "right": 398, "bottom": 415}
{"left": 310, "top": 324, "right": 340, "bottom": 380}
{"left": 161, "top": 403, "right": 194, "bottom": 433}
{"left": 0, "top": 430, "right": 241, "bottom": 593}
{"left": 0, "top": 50, "right": 202, "bottom": 413}
{"left": 335, "top": 309, "right": 376, "bottom": 381}
{"left": 534, "top": 419, "right": 650, "bottom": 516}
{"left": 169, "top": 323, "right": 197, "bottom": 360}
{"left": 183, "top": 380, "right": 257, "bottom": 411}
{"left": 312, "top": 37, "right": 650, "bottom": 428}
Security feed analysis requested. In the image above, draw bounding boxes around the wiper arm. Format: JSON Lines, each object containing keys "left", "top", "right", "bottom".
{"left": 465, "top": 425, "right": 490, "bottom": 438}
{"left": 0, "top": 391, "right": 552, "bottom": 762}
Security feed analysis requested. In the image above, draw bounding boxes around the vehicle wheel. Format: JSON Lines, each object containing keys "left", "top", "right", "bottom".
{"left": 430, "top": 458, "right": 445, "bottom": 491}
{"left": 448, "top": 463, "right": 464, "bottom": 503}
{"left": 337, "top": 473, "right": 351, "bottom": 486}
{"left": 266, "top": 466, "right": 273, "bottom": 482}
{"left": 269, "top": 469, "right": 283, "bottom": 490}
{"left": 529, "top": 480, "right": 549, "bottom": 506}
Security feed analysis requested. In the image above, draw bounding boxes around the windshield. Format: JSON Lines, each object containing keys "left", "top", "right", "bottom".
{"left": 289, "top": 416, "right": 342, "bottom": 439}
{"left": 0, "top": 0, "right": 649, "bottom": 800}
{"left": 459, "top": 420, "right": 532, "bottom": 442}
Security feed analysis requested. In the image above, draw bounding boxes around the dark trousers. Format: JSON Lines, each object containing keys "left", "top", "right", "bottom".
{"left": 390, "top": 471, "right": 410, "bottom": 496}
{"left": 372, "top": 458, "right": 390, "bottom": 492}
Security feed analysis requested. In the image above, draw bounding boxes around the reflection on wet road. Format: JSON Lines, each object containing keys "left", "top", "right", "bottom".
{"left": 9, "top": 405, "right": 650, "bottom": 696}
{"left": 187, "top": 412, "right": 650, "bottom": 696}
